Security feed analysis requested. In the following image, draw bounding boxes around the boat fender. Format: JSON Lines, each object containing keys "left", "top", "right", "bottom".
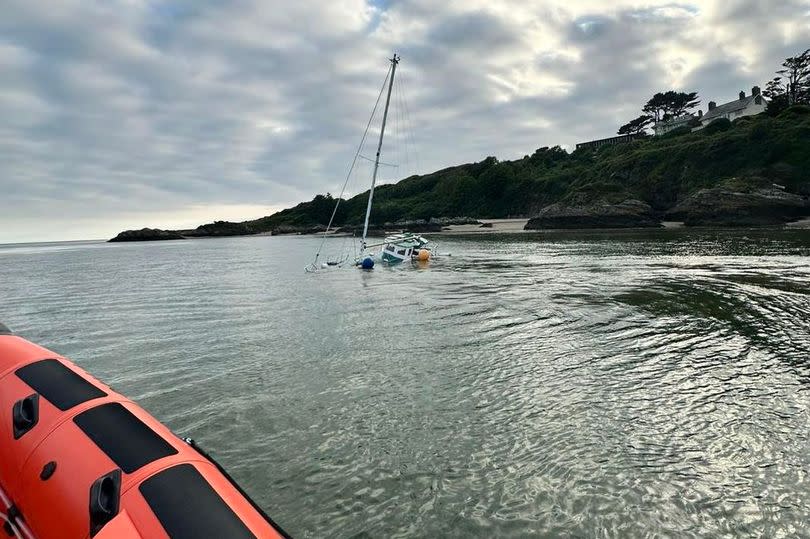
{"left": 360, "top": 257, "right": 374, "bottom": 269}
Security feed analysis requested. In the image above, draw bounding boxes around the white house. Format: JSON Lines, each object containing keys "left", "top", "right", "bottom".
{"left": 653, "top": 113, "right": 696, "bottom": 136}
{"left": 700, "top": 86, "right": 768, "bottom": 127}
{"left": 653, "top": 86, "right": 768, "bottom": 136}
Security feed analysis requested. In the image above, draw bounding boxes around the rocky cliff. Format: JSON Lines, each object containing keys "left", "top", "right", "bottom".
{"left": 666, "top": 187, "right": 808, "bottom": 226}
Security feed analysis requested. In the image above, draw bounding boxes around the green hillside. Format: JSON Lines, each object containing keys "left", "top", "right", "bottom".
{"left": 112, "top": 107, "right": 810, "bottom": 241}
{"left": 241, "top": 107, "right": 810, "bottom": 231}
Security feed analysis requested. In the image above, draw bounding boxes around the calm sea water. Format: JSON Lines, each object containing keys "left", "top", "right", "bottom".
{"left": 2, "top": 229, "right": 810, "bottom": 538}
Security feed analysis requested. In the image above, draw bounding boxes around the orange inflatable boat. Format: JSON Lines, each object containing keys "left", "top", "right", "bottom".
{"left": 0, "top": 323, "right": 290, "bottom": 539}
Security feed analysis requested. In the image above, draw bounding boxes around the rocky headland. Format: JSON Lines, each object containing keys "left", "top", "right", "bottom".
{"left": 108, "top": 228, "right": 186, "bottom": 242}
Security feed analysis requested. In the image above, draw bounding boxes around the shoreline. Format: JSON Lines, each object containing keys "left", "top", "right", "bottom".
{"left": 107, "top": 217, "right": 810, "bottom": 243}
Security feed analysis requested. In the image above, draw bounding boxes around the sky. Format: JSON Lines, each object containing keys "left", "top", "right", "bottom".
{"left": 2, "top": 0, "right": 809, "bottom": 242}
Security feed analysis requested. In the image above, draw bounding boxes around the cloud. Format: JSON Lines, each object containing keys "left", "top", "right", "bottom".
{"left": 1, "top": 0, "right": 809, "bottom": 241}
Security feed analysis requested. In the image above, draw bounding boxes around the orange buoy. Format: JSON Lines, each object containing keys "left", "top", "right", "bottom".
{"left": 0, "top": 329, "right": 289, "bottom": 539}
{"left": 416, "top": 249, "right": 430, "bottom": 261}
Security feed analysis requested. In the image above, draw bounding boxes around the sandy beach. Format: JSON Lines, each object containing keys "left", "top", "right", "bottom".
{"left": 786, "top": 217, "right": 810, "bottom": 229}
{"left": 437, "top": 218, "right": 529, "bottom": 234}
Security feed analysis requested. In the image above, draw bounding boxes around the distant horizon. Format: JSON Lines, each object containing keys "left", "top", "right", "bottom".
{"left": 0, "top": 238, "right": 109, "bottom": 247}
{"left": 3, "top": 0, "right": 808, "bottom": 243}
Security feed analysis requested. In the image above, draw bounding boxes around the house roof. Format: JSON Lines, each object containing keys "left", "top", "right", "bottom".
{"left": 703, "top": 95, "right": 765, "bottom": 121}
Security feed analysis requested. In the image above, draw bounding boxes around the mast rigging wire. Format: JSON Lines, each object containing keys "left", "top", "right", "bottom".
{"left": 310, "top": 62, "right": 393, "bottom": 268}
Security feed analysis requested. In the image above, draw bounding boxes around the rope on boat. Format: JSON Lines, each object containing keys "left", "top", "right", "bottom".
{"left": 397, "top": 68, "right": 421, "bottom": 176}
{"left": 357, "top": 154, "right": 398, "bottom": 167}
{"left": 0, "top": 480, "right": 38, "bottom": 539}
{"left": 0, "top": 511, "right": 22, "bottom": 539}
{"left": 308, "top": 62, "right": 393, "bottom": 272}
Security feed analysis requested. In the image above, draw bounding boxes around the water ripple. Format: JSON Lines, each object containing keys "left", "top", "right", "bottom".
{"left": 1, "top": 229, "right": 810, "bottom": 537}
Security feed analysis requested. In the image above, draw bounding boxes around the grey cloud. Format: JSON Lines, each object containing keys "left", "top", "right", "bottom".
{"left": 426, "top": 11, "right": 523, "bottom": 52}
{"left": 1, "top": 0, "right": 809, "bottom": 242}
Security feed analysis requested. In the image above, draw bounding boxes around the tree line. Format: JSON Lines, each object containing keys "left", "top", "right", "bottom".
{"left": 618, "top": 91, "right": 700, "bottom": 135}
{"left": 763, "top": 48, "right": 810, "bottom": 115}
{"left": 617, "top": 48, "right": 810, "bottom": 136}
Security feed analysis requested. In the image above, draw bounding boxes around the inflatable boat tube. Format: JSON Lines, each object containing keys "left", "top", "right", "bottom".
{"left": 0, "top": 327, "right": 290, "bottom": 539}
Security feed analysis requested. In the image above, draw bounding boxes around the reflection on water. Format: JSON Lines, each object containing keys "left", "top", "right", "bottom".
{"left": 1, "top": 228, "right": 810, "bottom": 538}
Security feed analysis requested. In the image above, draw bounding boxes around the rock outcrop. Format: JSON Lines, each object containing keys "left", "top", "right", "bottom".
{"left": 395, "top": 220, "right": 443, "bottom": 233}
{"left": 666, "top": 188, "right": 809, "bottom": 226}
{"left": 525, "top": 199, "right": 660, "bottom": 229}
{"left": 183, "top": 221, "right": 255, "bottom": 237}
{"left": 108, "top": 228, "right": 186, "bottom": 242}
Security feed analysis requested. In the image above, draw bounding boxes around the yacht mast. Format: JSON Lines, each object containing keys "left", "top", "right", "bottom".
{"left": 361, "top": 53, "right": 399, "bottom": 250}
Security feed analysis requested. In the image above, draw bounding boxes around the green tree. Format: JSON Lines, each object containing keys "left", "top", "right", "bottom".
{"left": 618, "top": 115, "right": 653, "bottom": 135}
{"left": 529, "top": 146, "right": 569, "bottom": 167}
{"left": 642, "top": 91, "right": 700, "bottom": 121}
{"left": 779, "top": 48, "right": 810, "bottom": 105}
{"left": 667, "top": 91, "right": 701, "bottom": 118}
{"left": 764, "top": 49, "right": 810, "bottom": 110}
{"left": 764, "top": 77, "right": 790, "bottom": 116}
{"left": 642, "top": 93, "right": 669, "bottom": 122}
